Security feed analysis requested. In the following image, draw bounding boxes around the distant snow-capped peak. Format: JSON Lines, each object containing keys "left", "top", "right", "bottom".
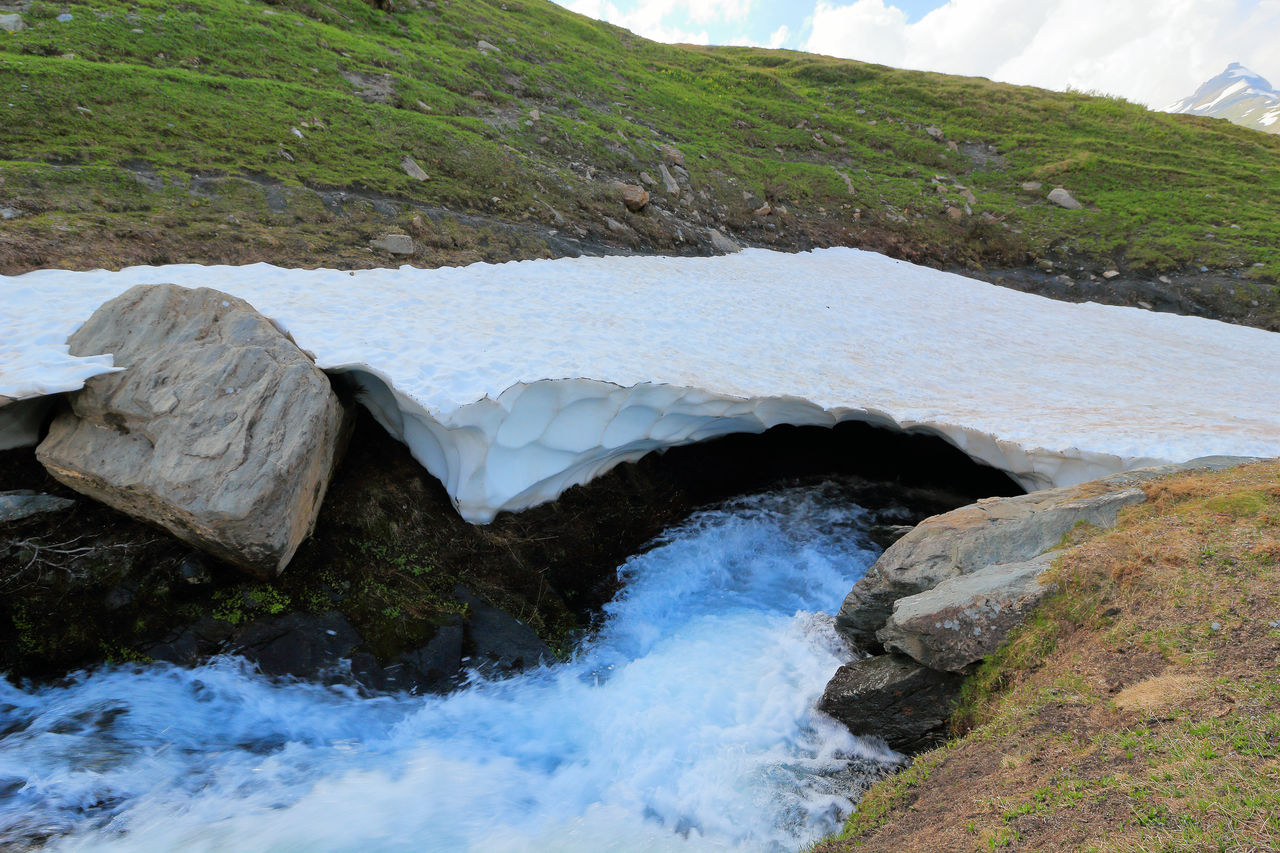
{"left": 1167, "top": 63, "right": 1280, "bottom": 134}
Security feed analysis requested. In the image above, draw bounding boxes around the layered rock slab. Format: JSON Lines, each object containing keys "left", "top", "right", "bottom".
{"left": 36, "top": 285, "right": 348, "bottom": 577}
{"left": 876, "top": 552, "right": 1057, "bottom": 672}
{"left": 835, "top": 480, "right": 1146, "bottom": 648}
{"left": 834, "top": 457, "right": 1254, "bottom": 649}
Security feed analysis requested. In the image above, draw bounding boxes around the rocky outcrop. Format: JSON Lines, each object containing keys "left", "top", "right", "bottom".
{"left": 36, "top": 285, "right": 349, "bottom": 577}
{"left": 819, "top": 654, "right": 963, "bottom": 753}
{"left": 835, "top": 479, "right": 1147, "bottom": 648}
{"left": 823, "top": 458, "right": 1256, "bottom": 751}
{"left": 876, "top": 551, "right": 1057, "bottom": 671}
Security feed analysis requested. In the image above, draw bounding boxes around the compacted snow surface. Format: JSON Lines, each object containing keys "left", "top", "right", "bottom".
{"left": 3, "top": 247, "right": 1279, "bottom": 520}
{"left": 0, "top": 483, "right": 895, "bottom": 853}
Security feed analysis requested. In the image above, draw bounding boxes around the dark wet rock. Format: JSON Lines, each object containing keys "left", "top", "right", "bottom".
{"left": 819, "top": 654, "right": 962, "bottom": 754}
{"left": 226, "top": 611, "right": 363, "bottom": 679}
{"left": 0, "top": 491, "right": 75, "bottom": 524}
{"left": 360, "top": 620, "right": 466, "bottom": 694}
{"left": 457, "top": 586, "right": 551, "bottom": 675}
{"left": 146, "top": 617, "right": 236, "bottom": 667}
{"left": 36, "top": 284, "right": 350, "bottom": 578}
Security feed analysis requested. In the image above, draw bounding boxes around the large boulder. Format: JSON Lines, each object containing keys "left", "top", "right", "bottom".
{"left": 835, "top": 482, "right": 1144, "bottom": 647}
{"left": 37, "top": 285, "right": 349, "bottom": 577}
{"left": 819, "top": 653, "right": 962, "bottom": 754}
{"left": 836, "top": 457, "right": 1253, "bottom": 649}
{"left": 877, "top": 551, "right": 1057, "bottom": 671}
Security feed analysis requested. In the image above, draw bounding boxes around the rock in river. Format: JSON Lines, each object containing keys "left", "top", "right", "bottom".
{"left": 819, "top": 653, "right": 962, "bottom": 754}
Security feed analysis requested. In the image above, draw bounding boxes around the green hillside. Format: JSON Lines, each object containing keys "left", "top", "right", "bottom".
{"left": 1, "top": 0, "right": 1278, "bottom": 311}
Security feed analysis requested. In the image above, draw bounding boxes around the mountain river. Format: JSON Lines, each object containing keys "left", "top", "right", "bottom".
{"left": 0, "top": 482, "right": 901, "bottom": 852}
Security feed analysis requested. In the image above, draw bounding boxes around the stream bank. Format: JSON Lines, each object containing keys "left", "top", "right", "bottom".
{"left": 1, "top": 409, "right": 1022, "bottom": 687}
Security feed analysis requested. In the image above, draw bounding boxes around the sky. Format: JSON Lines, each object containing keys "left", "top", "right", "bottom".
{"left": 551, "top": 0, "right": 1280, "bottom": 109}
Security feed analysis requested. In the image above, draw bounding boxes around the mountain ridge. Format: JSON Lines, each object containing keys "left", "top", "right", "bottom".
{"left": 1167, "top": 62, "right": 1280, "bottom": 135}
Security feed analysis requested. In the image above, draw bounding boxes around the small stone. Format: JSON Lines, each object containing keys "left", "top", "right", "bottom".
{"left": 639, "top": 171, "right": 656, "bottom": 186}
{"left": 401, "top": 155, "right": 428, "bottom": 181}
{"left": 925, "top": 126, "right": 944, "bottom": 141}
{"left": 477, "top": 39, "right": 500, "bottom": 53}
{"left": 56, "top": 13, "right": 73, "bottom": 22}
{"left": 371, "top": 234, "right": 414, "bottom": 255}
{"left": 658, "top": 144, "right": 685, "bottom": 167}
{"left": 708, "top": 228, "right": 740, "bottom": 254}
{"left": 614, "top": 182, "right": 649, "bottom": 212}
{"left": 0, "top": 207, "right": 22, "bottom": 220}
{"left": 291, "top": 127, "right": 304, "bottom": 138}
{"left": 0, "top": 13, "right": 26, "bottom": 32}
{"left": 1210, "top": 622, "right": 1222, "bottom": 632}
{"left": 1047, "top": 188, "right": 1082, "bottom": 209}
{"left": 416, "top": 99, "right": 432, "bottom": 112}
{"left": 604, "top": 216, "right": 627, "bottom": 234}
{"left": 1159, "top": 275, "right": 1173, "bottom": 284}
{"left": 1021, "top": 181, "right": 1042, "bottom": 192}
{"left": 1103, "top": 269, "right": 1120, "bottom": 279}
{"left": 754, "top": 202, "right": 772, "bottom": 217}
{"left": 529, "top": 109, "right": 540, "bottom": 121}
{"left": 1137, "top": 301, "right": 1154, "bottom": 311}
{"left": 945, "top": 206, "right": 965, "bottom": 222}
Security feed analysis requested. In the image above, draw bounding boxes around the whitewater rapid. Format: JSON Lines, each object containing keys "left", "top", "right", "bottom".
{"left": 0, "top": 482, "right": 898, "bottom": 853}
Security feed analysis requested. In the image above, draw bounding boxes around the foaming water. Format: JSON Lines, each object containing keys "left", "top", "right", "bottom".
{"left": 0, "top": 483, "right": 899, "bottom": 853}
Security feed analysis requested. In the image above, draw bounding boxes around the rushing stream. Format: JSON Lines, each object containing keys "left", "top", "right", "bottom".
{"left": 0, "top": 482, "right": 901, "bottom": 852}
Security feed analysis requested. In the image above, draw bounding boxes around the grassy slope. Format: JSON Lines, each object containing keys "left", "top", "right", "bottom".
{"left": 0, "top": 0, "right": 1278, "bottom": 295}
{"left": 815, "top": 461, "right": 1280, "bottom": 852}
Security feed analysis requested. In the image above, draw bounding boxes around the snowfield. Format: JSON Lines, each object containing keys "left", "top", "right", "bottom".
{"left": 2, "top": 247, "right": 1278, "bottom": 521}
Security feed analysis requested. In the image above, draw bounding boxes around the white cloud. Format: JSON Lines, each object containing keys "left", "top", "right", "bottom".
{"left": 559, "top": 0, "right": 744, "bottom": 45}
{"left": 768, "top": 24, "right": 792, "bottom": 48}
{"left": 804, "top": 0, "right": 1280, "bottom": 108}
